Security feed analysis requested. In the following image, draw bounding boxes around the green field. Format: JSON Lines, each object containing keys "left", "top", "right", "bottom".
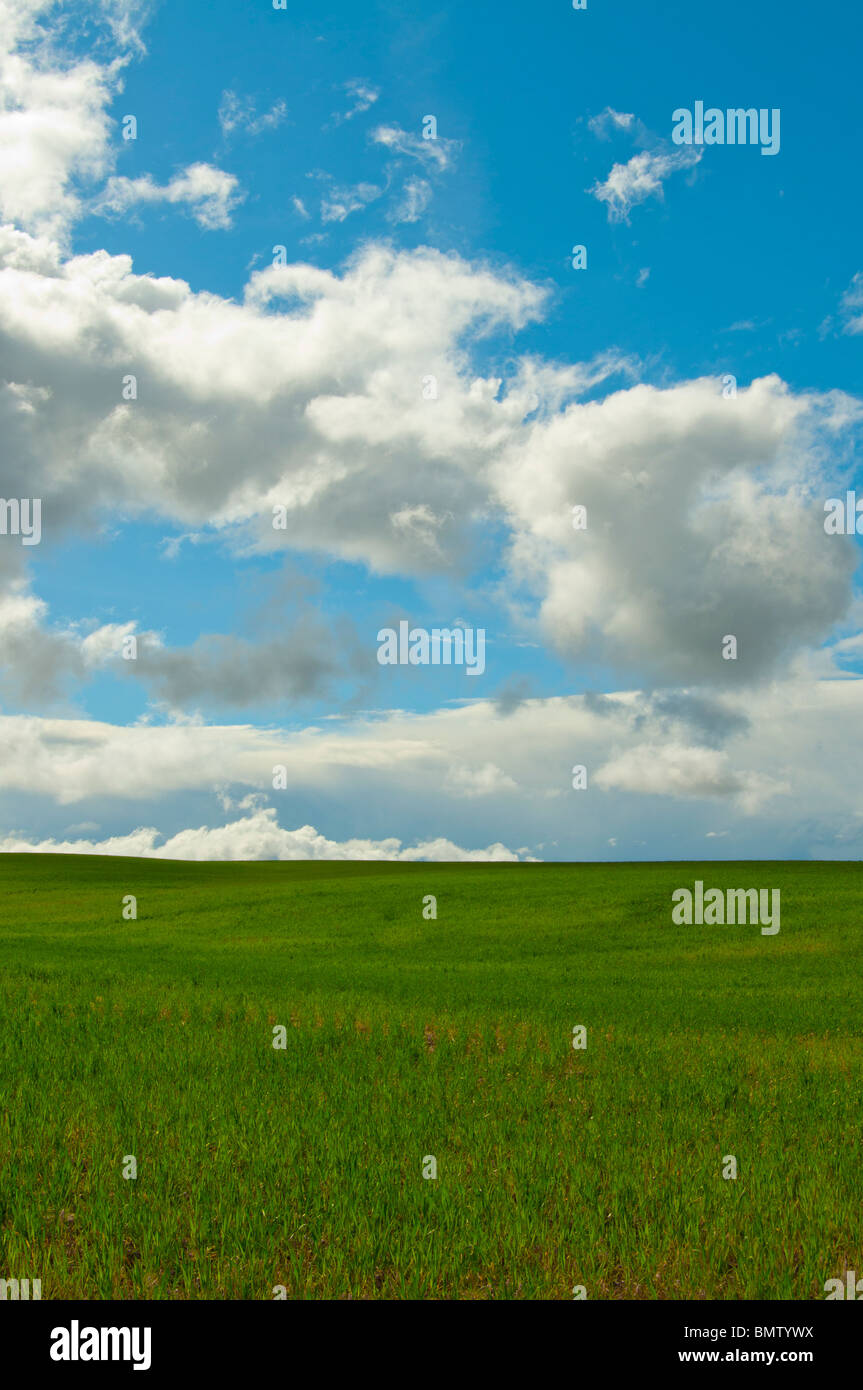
{"left": 1, "top": 854, "right": 861, "bottom": 1300}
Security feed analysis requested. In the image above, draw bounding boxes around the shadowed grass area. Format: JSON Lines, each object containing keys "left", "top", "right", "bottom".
{"left": 1, "top": 855, "right": 861, "bottom": 1299}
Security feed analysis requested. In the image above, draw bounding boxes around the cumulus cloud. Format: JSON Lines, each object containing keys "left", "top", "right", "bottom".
{"left": 0, "top": 675, "right": 861, "bottom": 857}
{"left": 0, "top": 806, "right": 531, "bottom": 861}
{"left": 0, "top": 225, "right": 859, "bottom": 692}
{"left": 0, "top": 0, "right": 123, "bottom": 239}
{"left": 0, "top": 572, "right": 375, "bottom": 715}
{"left": 93, "top": 162, "right": 244, "bottom": 229}
{"left": 0, "top": 680, "right": 825, "bottom": 809}
{"left": 0, "top": 575, "right": 375, "bottom": 715}
{"left": 0, "top": 579, "right": 156, "bottom": 708}
{"left": 491, "top": 374, "right": 860, "bottom": 684}
{"left": 0, "top": 6, "right": 246, "bottom": 240}
{"left": 0, "top": 231, "right": 548, "bottom": 582}
{"left": 0, "top": 3, "right": 859, "bottom": 864}
{"left": 594, "top": 741, "right": 785, "bottom": 812}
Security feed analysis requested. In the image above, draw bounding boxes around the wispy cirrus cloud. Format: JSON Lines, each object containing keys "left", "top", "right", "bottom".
{"left": 218, "top": 90, "right": 287, "bottom": 138}
{"left": 318, "top": 179, "right": 382, "bottom": 223}
{"left": 586, "top": 106, "right": 702, "bottom": 222}
{"left": 371, "top": 122, "right": 457, "bottom": 171}
{"left": 840, "top": 272, "right": 863, "bottom": 335}
{"left": 587, "top": 107, "right": 636, "bottom": 139}
{"left": 93, "top": 162, "right": 244, "bottom": 229}
{"left": 333, "top": 78, "right": 379, "bottom": 123}
{"left": 387, "top": 175, "right": 432, "bottom": 224}
{"left": 589, "top": 146, "right": 701, "bottom": 222}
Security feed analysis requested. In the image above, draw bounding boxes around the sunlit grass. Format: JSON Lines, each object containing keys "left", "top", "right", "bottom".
{"left": 1, "top": 855, "right": 861, "bottom": 1299}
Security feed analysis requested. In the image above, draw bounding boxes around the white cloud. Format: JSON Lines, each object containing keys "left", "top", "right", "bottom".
{"left": 0, "top": 231, "right": 548, "bottom": 581}
{"left": 334, "top": 79, "right": 379, "bottom": 123}
{"left": 0, "top": 226, "right": 858, "bottom": 691}
{"left": 589, "top": 147, "right": 701, "bottom": 222}
{"left": 491, "top": 373, "right": 860, "bottom": 684}
{"left": 0, "top": 5, "right": 249, "bottom": 240}
{"left": 0, "top": 806, "right": 531, "bottom": 861}
{"left": 588, "top": 107, "right": 635, "bottom": 138}
{"left": 94, "top": 162, "right": 244, "bottom": 229}
{"left": 79, "top": 620, "right": 142, "bottom": 666}
{"left": 95, "top": 0, "right": 150, "bottom": 53}
{"left": 388, "top": 176, "right": 432, "bottom": 224}
{"left": 840, "top": 272, "right": 863, "bottom": 335}
{"left": 319, "top": 180, "right": 381, "bottom": 223}
{"left": 371, "top": 123, "right": 456, "bottom": 171}
{"left": 0, "top": 1, "right": 123, "bottom": 240}
{"left": 0, "top": 676, "right": 861, "bottom": 857}
{"left": 218, "top": 90, "right": 286, "bottom": 138}
{"left": 363, "top": 124, "right": 457, "bottom": 224}
{"left": 444, "top": 762, "right": 518, "bottom": 798}
{"left": 1, "top": 5, "right": 860, "bottom": 864}
{"left": 594, "top": 741, "right": 786, "bottom": 812}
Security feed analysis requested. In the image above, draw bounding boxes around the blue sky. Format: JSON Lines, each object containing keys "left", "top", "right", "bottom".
{"left": 75, "top": 0, "right": 862, "bottom": 387}
{"left": 0, "top": 0, "right": 861, "bottom": 861}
